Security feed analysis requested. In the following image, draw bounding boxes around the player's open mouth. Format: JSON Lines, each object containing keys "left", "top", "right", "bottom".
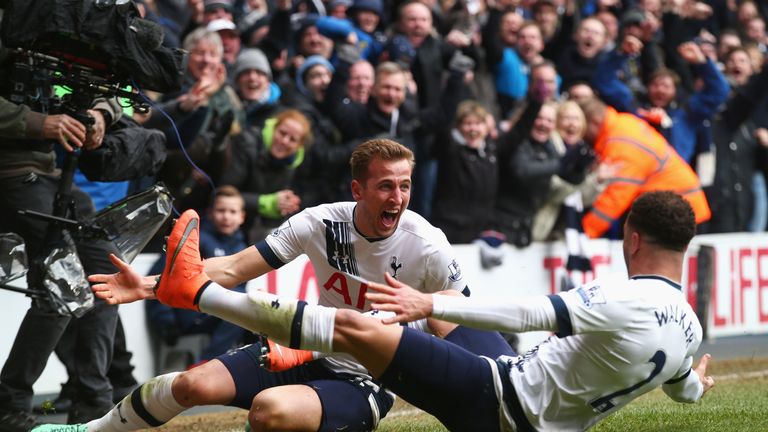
{"left": 381, "top": 210, "right": 399, "bottom": 228}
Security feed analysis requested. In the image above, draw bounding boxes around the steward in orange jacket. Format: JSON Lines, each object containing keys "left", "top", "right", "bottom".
{"left": 580, "top": 100, "right": 711, "bottom": 238}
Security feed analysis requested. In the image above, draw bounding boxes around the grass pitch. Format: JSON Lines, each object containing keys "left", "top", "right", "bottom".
{"left": 153, "top": 357, "right": 768, "bottom": 431}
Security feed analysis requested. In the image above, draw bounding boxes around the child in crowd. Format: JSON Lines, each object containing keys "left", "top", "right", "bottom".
{"left": 145, "top": 186, "right": 249, "bottom": 364}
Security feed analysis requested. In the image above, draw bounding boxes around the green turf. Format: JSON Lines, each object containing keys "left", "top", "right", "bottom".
{"left": 151, "top": 358, "right": 768, "bottom": 431}
{"left": 377, "top": 359, "right": 768, "bottom": 432}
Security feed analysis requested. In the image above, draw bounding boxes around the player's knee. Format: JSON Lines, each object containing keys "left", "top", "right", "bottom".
{"left": 171, "top": 369, "right": 219, "bottom": 406}
{"left": 335, "top": 308, "right": 366, "bottom": 330}
{"left": 334, "top": 308, "right": 380, "bottom": 346}
{"left": 248, "top": 393, "right": 291, "bottom": 431}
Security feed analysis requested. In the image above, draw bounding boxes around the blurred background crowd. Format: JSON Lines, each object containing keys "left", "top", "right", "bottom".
{"left": 123, "top": 0, "right": 768, "bottom": 251}
{"left": 5, "top": 2, "right": 768, "bottom": 425}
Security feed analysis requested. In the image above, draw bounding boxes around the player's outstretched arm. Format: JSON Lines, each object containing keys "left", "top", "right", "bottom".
{"left": 367, "top": 273, "right": 434, "bottom": 324}
{"left": 89, "top": 253, "right": 158, "bottom": 304}
{"left": 203, "top": 245, "right": 274, "bottom": 289}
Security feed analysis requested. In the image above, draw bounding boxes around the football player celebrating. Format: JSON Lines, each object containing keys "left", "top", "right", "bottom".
{"left": 68, "top": 190, "right": 714, "bottom": 431}
{"left": 35, "top": 139, "right": 512, "bottom": 432}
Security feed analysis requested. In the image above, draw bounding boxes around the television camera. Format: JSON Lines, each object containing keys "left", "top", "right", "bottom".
{"left": 0, "top": 0, "right": 183, "bottom": 316}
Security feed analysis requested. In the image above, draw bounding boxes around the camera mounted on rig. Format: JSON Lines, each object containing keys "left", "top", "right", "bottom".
{"left": 0, "top": 0, "right": 185, "bottom": 113}
{"left": 0, "top": 0, "right": 181, "bottom": 316}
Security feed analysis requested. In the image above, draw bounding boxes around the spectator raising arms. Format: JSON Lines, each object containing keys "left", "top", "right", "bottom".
{"left": 593, "top": 38, "right": 728, "bottom": 165}
{"left": 431, "top": 100, "right": 499, "bottom": 244}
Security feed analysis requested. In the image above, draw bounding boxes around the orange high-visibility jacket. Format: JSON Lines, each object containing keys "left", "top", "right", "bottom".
{"left": 582, "top": 107, "right": 711, "bottom": 238}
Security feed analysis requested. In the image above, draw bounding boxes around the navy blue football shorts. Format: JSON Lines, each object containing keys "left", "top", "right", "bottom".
{"left": 444, "top": 325, "right": 517, "bottom": 358}
{"left": 378, "top": 327, "right": 508, "bottom": 432}
{"left": 217, "top": 344, "right": 394, "bottom": 432}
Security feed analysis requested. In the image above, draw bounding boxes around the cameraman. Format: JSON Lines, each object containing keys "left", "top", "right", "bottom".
{"left": 0, "top": 97, "right": 94, "bottom": 150}
{"left": 0, "top": 94, "right": 123, "bottom": 431}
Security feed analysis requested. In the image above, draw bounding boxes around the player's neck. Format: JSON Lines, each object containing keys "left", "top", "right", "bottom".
{"left": 627, "top": 251, "right": 683, "bottom": 284}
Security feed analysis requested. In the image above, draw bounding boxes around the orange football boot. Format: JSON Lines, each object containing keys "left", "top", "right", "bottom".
{"left": 155, "top": 210, "right": 211, "bottom": 310}
{"left": 258, "top": 335, "right": 314, "bottom": 372}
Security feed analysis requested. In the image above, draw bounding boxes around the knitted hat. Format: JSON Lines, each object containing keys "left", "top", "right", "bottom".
{"left": 384, "top": 34, "right": 415, "bottom": 68}
{"left": 348, "top": 0, "right": 383, "bottom": 15}
{"left": 621, "top": 8, "right": 646, "bottom": 27}
{"left": 204, "top": 0, "right": 232, "bottom": 13}
{"left": 234, "top": 48, "right": 272, "bottom": 80}
{"left": 330, "top": 0, "right": 354, "bottom": 9}
{"left": 296, "top": 55, "right": 335, "bottom": 96}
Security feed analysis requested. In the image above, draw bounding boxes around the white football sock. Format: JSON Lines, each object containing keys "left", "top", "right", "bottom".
{"left": 299, "top": 302, "right": 336, "bottom": 353}
{"left": 199, "top": 283, "right": 336, "bottom": 352}
{"left": 199, "top": 283, "right": 280, "bottom": 333}
{"left": 86, "top": 372, "right": 185, "bottom": 431}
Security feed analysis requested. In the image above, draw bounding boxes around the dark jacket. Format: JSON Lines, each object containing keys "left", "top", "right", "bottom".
{"left": 557, "top": 44, "right": 605, "bottom": 91}
{"left": 411, "top": 33, "right": 477, "bottom": 110}
{"left": 705, "top": 66, "right": 768, "bottom": 233}
{"left": 431, "top": 129, "right": 498, "bottom": 244}
{"left": 281, "top": 87, "right": 342, "bottom": 208}
{"left": 495, "top": 100, "right": 560, "bottom": 247}
{"left": 219, "top": 119, "right": 304, "bottom": 242}
{"left": 146, "top": 76, "right": 241, "bottom": 210}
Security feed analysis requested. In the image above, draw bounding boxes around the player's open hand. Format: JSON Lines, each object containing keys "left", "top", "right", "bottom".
{"left": 88, "top": 254, "right": 157, "bottom": 305}
{"left": 694, "top": 353, "right": 715, "bottom": 396}
{"left": 366, "top": 272, "right": 434, "bottom": 324}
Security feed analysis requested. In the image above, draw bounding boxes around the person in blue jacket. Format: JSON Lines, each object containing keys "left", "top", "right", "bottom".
{"left": 313, "top": 0, "right": 388, "bottom": 64}
{"left": 592, "top": 36, "right": 729, "bottom": 165}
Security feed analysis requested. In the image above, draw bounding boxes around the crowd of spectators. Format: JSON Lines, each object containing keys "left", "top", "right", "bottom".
{"left": 129, "top": 0, "right": 768, "bottom": 248}
{"left": 5, "top": 1, "right": 768, "bottom": 425}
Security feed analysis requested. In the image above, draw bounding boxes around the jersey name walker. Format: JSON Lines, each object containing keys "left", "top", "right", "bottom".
{"left": 434, "top": 273, "right": 704, "bottom": 430}
{"left": 503, "top": 274, "right": 703, "bottom": 431}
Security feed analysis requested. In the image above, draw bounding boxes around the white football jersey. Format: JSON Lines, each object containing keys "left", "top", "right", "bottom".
{"left": 261, "top": 202, "right": 466, "bottom": 374}
{"left": 433, "top": 272, "right": 704, "bottom": 431}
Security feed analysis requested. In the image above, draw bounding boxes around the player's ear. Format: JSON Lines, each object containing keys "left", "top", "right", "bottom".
{"left": 630, "top": 231, "right": 641, "bottom": 255}
{"left": 351, "top": 179, "right": 363, "bottom": 200}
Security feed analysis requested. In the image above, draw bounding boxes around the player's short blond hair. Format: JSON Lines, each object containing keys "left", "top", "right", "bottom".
{"left": 350, "top": 139, "right": 415, "bottom": 182}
